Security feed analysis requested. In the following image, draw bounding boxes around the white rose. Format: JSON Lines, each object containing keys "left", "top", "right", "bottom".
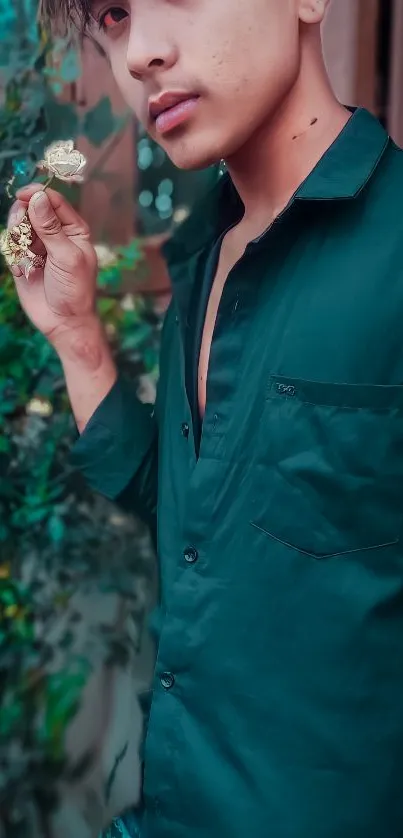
{"left": 37, "top": 140, "right": 87, "bottom": 183}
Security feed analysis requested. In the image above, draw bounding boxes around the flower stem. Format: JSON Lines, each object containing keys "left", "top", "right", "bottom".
{"left": 43, "top": 174, "right": 55, "bottom": 191}
{"left": 18, "top": 175, "right": 55, "bottom": 225}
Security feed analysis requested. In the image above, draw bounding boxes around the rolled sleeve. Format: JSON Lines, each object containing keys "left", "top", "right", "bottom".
{"left": 71, "top": 375, "right": 157, "bottom": 503}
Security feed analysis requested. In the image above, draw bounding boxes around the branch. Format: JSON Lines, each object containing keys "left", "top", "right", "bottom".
{"left": 0, "top": 150, "right": 21, "bottom": 161}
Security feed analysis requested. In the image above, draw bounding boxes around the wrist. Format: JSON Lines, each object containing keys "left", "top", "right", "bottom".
{"left": 50, "top": 316, "right": 113, "bottom": 373}
{"left": 51, "top": 316, "right": 118, "bottom": 434}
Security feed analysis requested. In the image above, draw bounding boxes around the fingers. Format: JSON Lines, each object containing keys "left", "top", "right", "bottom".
{"left": 16, "top": 184, "right": 45, "bottom": 201}
{"left": 8, "top": 200, "right": 28, "bottom": 229}
{"left": 16, "top": 184, "right": 47, "bottom": 201}
{"left": 26, "top": 191, "right": 73, "bottom": 264}
{"left": 17, "top": 184, "right": 90, "bottom": 237}
{"left": 6, "top": 184, "right": 89, "bottom": 278}
{"left": 7, "top": 199, "right": 46, "bottom": 279}
{"left": 8, "top": 200, "right": 46, "bottom": 254}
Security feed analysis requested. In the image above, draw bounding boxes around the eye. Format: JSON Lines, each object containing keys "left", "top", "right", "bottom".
{"left": 98, "top": 6, "right": 128, "bottom": 32}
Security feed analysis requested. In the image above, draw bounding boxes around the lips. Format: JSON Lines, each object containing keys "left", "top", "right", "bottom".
{"left": 149, "top": 91, "right": 198, "bottom": 121}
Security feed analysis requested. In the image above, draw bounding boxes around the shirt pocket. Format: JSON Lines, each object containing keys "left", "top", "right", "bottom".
{"left": 250, "top": 375, "right": 403, "bottom": 559}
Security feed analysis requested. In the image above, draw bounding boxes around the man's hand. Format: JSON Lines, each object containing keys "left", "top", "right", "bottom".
{"left": 6, "top": 184, "right": 117, "bottom": 432}
{"left": 8, "top": 184, "right": 98, "bottom": 344}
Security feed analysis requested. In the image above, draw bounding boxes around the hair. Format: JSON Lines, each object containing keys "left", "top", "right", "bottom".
{"left": 38, "top": 0, "right": 91, "bottom": 33}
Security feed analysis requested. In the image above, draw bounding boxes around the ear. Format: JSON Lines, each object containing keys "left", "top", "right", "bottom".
{"left": 298, "top": 0, "right": 330, "bottom": 25}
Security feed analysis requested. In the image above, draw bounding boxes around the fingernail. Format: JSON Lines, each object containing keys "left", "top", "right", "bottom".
{"left": 32, "top": 191, "right": 49, "bottom": 218}
{"left": 10, "top": 265, "right": 23, "bottom": 278}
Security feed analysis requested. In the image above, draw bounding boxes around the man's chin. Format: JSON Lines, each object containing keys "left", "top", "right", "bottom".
{"left": 161, "top": 137, "right": 222, "bottom": 172}
{"left": 167, "top": 151, "right": 220, "bottom": 171}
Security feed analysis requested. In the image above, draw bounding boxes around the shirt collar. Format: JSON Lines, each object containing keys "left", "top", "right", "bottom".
{"left": 163, "top": 169, "right": 236, "bottom": 262}
{"left": 164, "top": 107, "right": 389, "bottom": 263}
{"left": 296, "top": 107, "right": 389, "bottom": 200}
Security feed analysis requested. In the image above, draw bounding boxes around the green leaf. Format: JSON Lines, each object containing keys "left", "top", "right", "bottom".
{"left": 39, "top": 663, "right": 91, "bottom": 757}
{"left": 48, "top": 515, "right": 65, "bottom": 544}
{"left": 0, "top": 698, "right": 23, "bottom": 737}
{"left": 61, "top": 50, "right": 81, "bottom": 83}
{"left": 81, "top": 97, "right": 123, "bottom": 147}
{"left": 12, "top": 505, "right": 49, "bottom": 527}
{"left": 43, "top": 96, "right": 80, "bottom": 145}
{"left": 0, "top": 436, "right": 11, "bottom": 454}
{"left": 97, "top": 266, "right": 122, "bottom": 289}
{"left": 118, "top": 239, "right": 143, "bottom": 267}
{"left": 98, "top": 298, "right": 117, "bottom": 316}
{"left": 122, "top": 324, "right": 152, "bottom": 350}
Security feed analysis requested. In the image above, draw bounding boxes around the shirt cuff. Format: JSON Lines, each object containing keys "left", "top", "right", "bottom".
{"left": 71, "top": 375, "right": 157, "bottom": 501}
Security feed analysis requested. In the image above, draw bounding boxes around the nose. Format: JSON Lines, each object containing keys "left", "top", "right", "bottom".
{"left": 126, "top": 26, "right": 178, "bottom": 80}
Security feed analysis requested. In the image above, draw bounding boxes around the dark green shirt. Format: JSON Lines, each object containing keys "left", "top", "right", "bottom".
{"left": 73, "top": 108, "right": 403, "bottom": 838}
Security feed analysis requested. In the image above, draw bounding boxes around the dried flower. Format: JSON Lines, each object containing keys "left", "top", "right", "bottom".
{"left": 1, "top": 142, "right": 86, "bottom": 279}
{"left": 121, "top": 293, "right": 136, "bottom": 312}
{"left": 0, "top": 230, "right": 20, "bottom": 267}
{"left": 0, "top": 221, "right": 44, "bottom": 277}
{"left": 18, "top": 255, "right": 46, "bottom": 281}
{"left": 37, "top": 140, "right": 87, "bottom": 184}
{"left": 26, "top": 397, "right": 53, "bottom": 418}
{"left": 18, "top": 232, "right": 32, "bottom": 249}
{"left": 94, "top": 243, "right": 117, "bottom": 269}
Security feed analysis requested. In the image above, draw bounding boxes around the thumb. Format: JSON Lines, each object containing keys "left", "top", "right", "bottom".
{"left": 28, "top": 191, "right": 70, "bottom": 260}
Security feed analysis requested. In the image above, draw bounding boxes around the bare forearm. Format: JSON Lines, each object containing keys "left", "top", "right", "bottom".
{"left": 52, "top": 317, "right": 117, "bottom": 434}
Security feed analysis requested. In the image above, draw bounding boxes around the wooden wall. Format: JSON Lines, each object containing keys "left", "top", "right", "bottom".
{"left": 389, "top": 0, "right": 403, "bottom": 145}
{"left": 75, "top": 40, "right": 137, "bottom": 245}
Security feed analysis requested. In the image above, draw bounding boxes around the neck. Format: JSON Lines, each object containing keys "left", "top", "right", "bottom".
{"left": 225, "top": 30, "right": 350, "bottom": 230}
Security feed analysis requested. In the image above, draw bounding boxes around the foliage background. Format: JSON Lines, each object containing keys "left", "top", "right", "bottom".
{"left": 0, "top": 9, "right": 160, "bottom": 833}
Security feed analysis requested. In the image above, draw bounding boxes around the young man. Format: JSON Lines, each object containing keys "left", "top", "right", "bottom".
{"left": 8, "top": 0, "right": 403, "bottom": 835}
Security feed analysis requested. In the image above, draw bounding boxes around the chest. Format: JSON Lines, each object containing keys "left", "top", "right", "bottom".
{"left": 198, "top": 266, "right": 227, "bottom": 416}
{"left": 164, "top": 204, "right": 403, "bottom": 507}
{"left": 198, "top": 233, "right": 250, "bottom": 416}
{"left": 159, "top": 224, "right": 403, "bottom": 617}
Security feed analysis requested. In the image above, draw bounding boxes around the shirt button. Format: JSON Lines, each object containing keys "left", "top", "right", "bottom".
{"left": 181, "top": 422, "right": 190, "bottom": 439}
{"left": 184, "top": 546, "right": 198, "bottom": 564}
{"left": 160, "top": 672, "right": 175, "bottom": 690}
